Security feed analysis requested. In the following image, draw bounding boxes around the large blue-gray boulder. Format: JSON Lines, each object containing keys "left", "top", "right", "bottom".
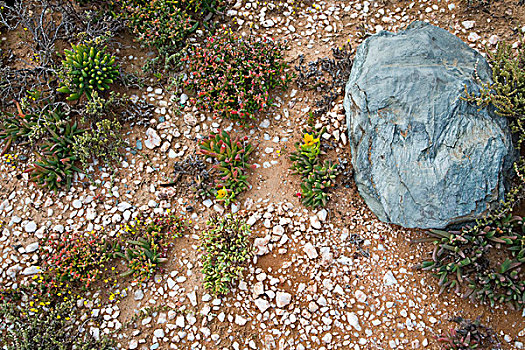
{"left": 344, "top": 21, "right": 515, "bottom": 229}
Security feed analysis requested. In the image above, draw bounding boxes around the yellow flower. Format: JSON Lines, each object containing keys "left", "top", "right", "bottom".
{"left": 216, "top": 187, "right": 228, "bottom": 199}
{"left": 303, "top": 133, "right": 319, "bottom": 147}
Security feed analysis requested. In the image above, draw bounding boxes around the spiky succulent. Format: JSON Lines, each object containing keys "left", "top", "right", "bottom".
{"left": 198, "top": 130, "right": 255, "bottom": 205}
{"left": 289, "top": 129, "right": 323, "bottom": 178}
{"left": 0, "top": 101, "right": 38, "bottom": 155}
{"left": 26, "top": 118, "right": 84, "bottom": 191}
{"left": 58, "top": 44, "right": 119, "bottom": 101}
{"left": 115, "top": 214, "right": 186, "bottom": 282}
{"left": 301, "top": 160, "right": 339, "bottom": 208}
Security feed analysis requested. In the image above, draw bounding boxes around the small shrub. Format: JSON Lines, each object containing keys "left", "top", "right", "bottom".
{"left": 295, "top": 44, "right": 353, "bottom": 119}
{"left": 436, "top": 317, "right": 500, "bottom": 350}
{"left": 198, "top": 130, "right": 255, "bottom": 205}
{"left": 57, "top": 43, "right": 119, "bottom": 101}
{"left": 116, "top": 213, "right": 187, "bottom": 282}
{"left": 72, "top": 119, "right": 127, "bottom": 170}
{"left": 200, "top": 215, "right": 252, "bottom": 295}
{"left": 41, "top": 230, "right": 117, "bottom": 291}
{"left": 116, "top": 0, "right": 195, "bottom": 57}
{"left": 464, "top": 40, "right": 525, "bottom": 146}
{"left": 0, "top": 299, "right": 115, "bottom": 350}
{"left": 183, "top": 28, "right": 292, "bottom": 122}
{"left": 290, "top": 128, "right": 339, "bottom": 208}
{"left": 0, "top": 101, "right": 39, "bottom": 154}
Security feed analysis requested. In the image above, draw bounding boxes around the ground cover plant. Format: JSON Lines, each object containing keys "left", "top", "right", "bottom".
{"left": 183, "top": 27, "right": 292, "bottom": 122}
{"left": 115, "top": 212, "right": 187, "bottom": 282}
{"left": 437, "top": 317, "right": 501, "bottom": 350}
{"left": 290, "top": 127, "right": 339, "bottom": 208}
{"left": 199, "top": 215, "right": 252, "bottom": 295}
{"left": 116, "top": 0, "right": 195, "bottom": 58}
{"left": 198, "top": 130, "right": 256, "bottom": 205}
{"left": 0, "top": 298, "right": 116, "bottom": 350}
{"left": 40, "top": 230, "right": 117, "bottom": 291}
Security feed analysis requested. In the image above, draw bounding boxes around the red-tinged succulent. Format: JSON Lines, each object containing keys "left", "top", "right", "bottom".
{"left": 198, "top": 130, "right": 255, "bottom": 205}
{"left": 183, "top": 27, "right": 292, "bottom": 122}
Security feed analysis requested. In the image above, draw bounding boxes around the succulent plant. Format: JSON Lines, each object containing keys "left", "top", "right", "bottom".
{"left": 199, "top": 215, "right": 252, "bottom": 295}
{"left": 290, "top": 127, "right": 339, "bottom": 208}
{"left": 300, "top": 160, "right": 339, "bottom": 208}
{"left": 26, "top": 117, "right": 85, "bottom": 191}
{"left": 57, "top": 43, "right": 119, "bottom": 101}
{"left": 198, "top": 130, "right": 255, "bottom": 205}
{"left": 436, "top": 317, "right": 500, "bottom": 350}
{"left": 289, "top": 129, "right": 323, "bottom": 178}
{"left": 115, "top": 214, "right": 186, "bottom": 282}
{"left": 416, "top": 214, "right": 525, "bottom": 309}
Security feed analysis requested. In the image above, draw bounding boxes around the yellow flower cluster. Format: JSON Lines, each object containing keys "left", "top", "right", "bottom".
{"left": 1, "top": 153, "right": 18, "bottom": 170}
{"left": 303, "top": 133, "right": 319, "bottom": 147}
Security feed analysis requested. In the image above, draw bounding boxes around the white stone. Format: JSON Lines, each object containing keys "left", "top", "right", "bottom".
{"left": 303, "top": 243, "right": 318, "bottom": 260}
{"left": 235, "top": 315, "right": 248, "bottom": 326}
{"left": 145, "top": 128, "right": 162, "bottom": 149}
{"left": 347, "top": 312, "right": 362, "bottom": 331}
{"left": 276, "top": 291, "right": 292, "bottom": 308}
{"left": 254, "top": 298, "right": 270, "bottom": 313}
{"left": 134, "top": 290, "right": 144, "bottom": 301}
{"left": 273, "top": 225, "right": 284, "bottom": 236}
{"left": 22, "top": 266, "right": 41, "bottom": 275}
{"left": 317, "top": 209, "right": 328, "bottom": 222}
{"left": 468, "top": 32, "right": 481, "bottom": 42}
{"left": 310, "top": 215, "right": 322, "bottom": 230}
{"left": 25, "top": 242, "right": 39, "bottom": 253}
{"left": 25, "top": 221, "right": 37, "bottom": 233}
{"left": 461, "top": 20, "right": 475, "bottom": 29}
{"left": 383, "top": 271, "right": 398, "bottom": 286}
{"left": 153, "top": 329, "right": 165, "bottom": 338}
{"left": 129, "top": 339, "right": 138, "bottom": 349}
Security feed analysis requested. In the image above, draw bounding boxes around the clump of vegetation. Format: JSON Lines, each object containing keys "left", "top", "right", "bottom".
{"left": 115, "top": 0, "right": 223, "bottom": 67}
{"left": 436, "top": 317, "right": 500, "bottom": 350}
{"left": 161, "top": 154, "right": 215, "bottom": 199}
{"left": 290, "top": 128, "right": 339, "bottom": 208}
{"left": 416, "top": 214, "right": 525, "bottom": 309}
{"left": 26, "top": 112, "right": 85, "bottom": 192}
{"left": 295, "top": 43, "right": 353, "bottom": 119}
{"left": 115, "top": 213, "right": 187, "bottom": 282}
{"left": 58, "top": 43, "right": 119, "bottom": 101}
{"left": 116, "top": 0, "right": 195, "bottom": 57}
{"left": 183, "top": 28, "right": 292, "bottom": 122}
{"left": 199, "top": 215, "right": 252, "bottom": 295}
{"left": 0, "top": 299, "right": 115, "bottom": 350}
{"left": 198, "top": 130, "right": 255, "bottom": 205}
{"left": 465, "top": 41, "right": 525, "bottom": 146}
{"left": 72, "top": 119, "right": 127, "bottom": 170}
{"left": 41, "top": 230, "right": 117, "bottom": 291}
{"left": 0, "top": 101, "right": 40, "bottom": 155}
